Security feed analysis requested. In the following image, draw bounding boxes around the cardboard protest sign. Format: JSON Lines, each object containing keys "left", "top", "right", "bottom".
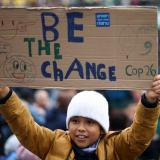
{"left": 0, "top": 7, "right": 158, "bottom": 89}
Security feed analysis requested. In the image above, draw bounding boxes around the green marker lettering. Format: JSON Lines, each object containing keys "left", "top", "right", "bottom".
{"left": 38, "top": 40, "right": 50, "bottom": 55}
{"left": 24, "top": 38, "right": 35, "bottom": 57}
{"left": 54, "top": 43, "right": 62, "bottom": 60}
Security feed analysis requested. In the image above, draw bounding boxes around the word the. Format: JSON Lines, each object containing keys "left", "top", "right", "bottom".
{"left": 24, "top": 38, "right": 62, "bottom": 59}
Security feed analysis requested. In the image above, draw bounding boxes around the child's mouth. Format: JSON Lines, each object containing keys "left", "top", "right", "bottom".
{"left": 77, "top": 135, "right": 86, "bottom": 139}
{"left": 76, "top": 135, "right": 88, "bottom": 141}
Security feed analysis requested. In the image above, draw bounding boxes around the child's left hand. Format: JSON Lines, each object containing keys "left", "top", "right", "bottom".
{"left": 145, "top": 75, "right": 160, "bottom": 102}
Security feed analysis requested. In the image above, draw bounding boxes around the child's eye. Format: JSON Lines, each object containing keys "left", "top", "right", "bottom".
{"left": 71, "top": 119, "right": 79, "bottom": 124}
{"left": 87, "top": 120, "right": 95, "bottom": 125}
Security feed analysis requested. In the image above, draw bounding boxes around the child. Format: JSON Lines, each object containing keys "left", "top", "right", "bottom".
{"left": 0, "top": 75, "right": 160, "bottom": 160}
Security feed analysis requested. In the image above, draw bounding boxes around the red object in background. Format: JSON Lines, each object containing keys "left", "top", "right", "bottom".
{"left": 131, "top": 0, "right": 140, "bottom": 5}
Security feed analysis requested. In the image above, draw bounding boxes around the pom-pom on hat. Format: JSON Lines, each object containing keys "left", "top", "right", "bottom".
{"left": 66, "top": 91, "right": 109, "bottom": 132}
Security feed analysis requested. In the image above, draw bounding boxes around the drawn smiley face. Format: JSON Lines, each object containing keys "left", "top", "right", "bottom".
{"left": 4, "top": 56, "right": 36, "bottom": 82}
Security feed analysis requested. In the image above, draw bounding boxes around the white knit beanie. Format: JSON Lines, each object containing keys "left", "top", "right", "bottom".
{"left": 66, "top": 91, "right": 109, "bottom": 132}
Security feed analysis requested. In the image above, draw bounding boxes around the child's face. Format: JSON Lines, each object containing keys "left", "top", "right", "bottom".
{"left": 68, "top": 116, "right": 103, "bottom": 148}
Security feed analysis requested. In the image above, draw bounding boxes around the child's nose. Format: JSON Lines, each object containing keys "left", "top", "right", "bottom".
{"left": 77, "top": 123, "right": 86, "bottom": 132}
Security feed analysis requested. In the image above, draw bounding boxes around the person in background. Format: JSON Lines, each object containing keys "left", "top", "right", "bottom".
{"left": 16, "top": 144, "right": 40, "bottom": 160}
{"left": 4, "top": 135, "right": 20, "bottom": 160}
{"left": 45, "top": 90, "right": 77, "bottom": 130}
{"left": 30, "top": 90, "right": 50, "bottom": 125}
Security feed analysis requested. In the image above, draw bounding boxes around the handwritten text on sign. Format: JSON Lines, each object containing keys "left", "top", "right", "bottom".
{"left": 0, "top": 7, "right": 157, "bottom": 89}
{"left": 24, "top": 12, "right": 116, "bottom": 82}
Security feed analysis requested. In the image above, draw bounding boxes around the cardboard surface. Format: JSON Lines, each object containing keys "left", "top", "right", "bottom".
{"left": 0, "top": 7, "right": 158, "bottom": 89}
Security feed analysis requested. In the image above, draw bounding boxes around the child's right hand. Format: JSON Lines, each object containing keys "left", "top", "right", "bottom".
{"left": 0, "top": 87, "right": 10, "bottom": 98}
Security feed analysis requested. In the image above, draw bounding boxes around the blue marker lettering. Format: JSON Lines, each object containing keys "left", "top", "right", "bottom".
{"left": 53, "top": 61, "right": 63, "bottom": 81}
{"left": 65, "top": 58, "right": 83, "bottom": 79}
{"left": 41, "top": 61, "right": 51, "bottom": 78}
{"left": 67, "top": 12, "right": 84, "bottom": 42}
{"left": 41, "top": 12, "right": 59, "bottom": 42}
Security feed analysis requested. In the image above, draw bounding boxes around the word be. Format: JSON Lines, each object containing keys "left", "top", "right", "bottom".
{"left": 41, "top": 12, "right": 83, "bottom": 42}
{"left": 41, "top": 58, "right": 116, "bottom": 81}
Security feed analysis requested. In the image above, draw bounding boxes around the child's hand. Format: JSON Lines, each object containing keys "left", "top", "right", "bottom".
{"left": 0, "top": 87, "right": 10, "bottom": 98}
{"left": 145, "top": 75, "right": 160, "bottom": 102}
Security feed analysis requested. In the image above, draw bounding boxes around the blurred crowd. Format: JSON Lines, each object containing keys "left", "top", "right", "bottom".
{"left": 0, "top": 0, "right": 159, "bottom": 7}
{"left": 0, "top": 0, "right": 160, "bottom": 160}
{"left": 1, "top": 88, "right": 160, "bottom": 160}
